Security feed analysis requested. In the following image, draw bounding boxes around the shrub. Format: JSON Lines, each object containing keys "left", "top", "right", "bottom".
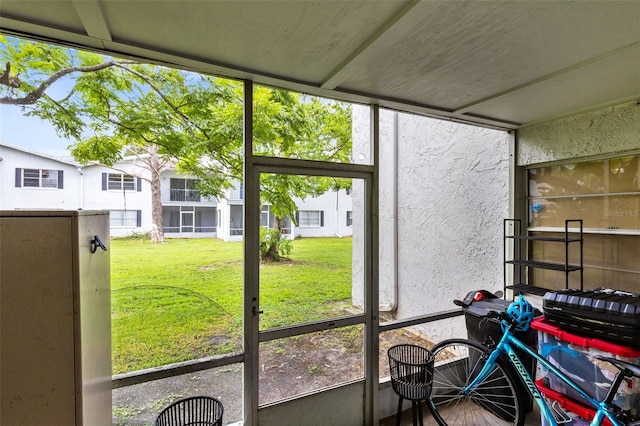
{"left": 259, "top": 227, "right": 292, "bottom": 262}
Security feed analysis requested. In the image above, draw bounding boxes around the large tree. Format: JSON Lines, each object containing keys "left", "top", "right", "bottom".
{"left": 188, "top": 83, "right": 353, "bottom": 260}
{"left": 1, "top": 36, "right": 351, "bottom": 251}
{"left": 1, "top": 36, "right": 240, "bottom": 243}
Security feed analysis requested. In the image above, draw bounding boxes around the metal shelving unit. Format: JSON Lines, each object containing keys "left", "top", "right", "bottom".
{"left": 504, "top": 218, "right": 583, "bottom": 297}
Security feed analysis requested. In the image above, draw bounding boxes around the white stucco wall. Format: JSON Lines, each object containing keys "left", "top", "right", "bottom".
{"left": 293, "top": 190, "right": 353, "bottom": 238}
{"left": 517, "top": 101, "right": 640, "bottom": 166}
{"left": 2, "top": 145, "right": 354, "bottom": 240}
{"left": 0, "top": 144, "right": 82, "bottom": 210}
{"left": 82, "top": 164, "right": 151, "bottom": 237}
{"left": 516, "top": 101, "right": 639, "bottom": 301}
{"left": 352, "top": 106, "right": 510, "bottom": 342}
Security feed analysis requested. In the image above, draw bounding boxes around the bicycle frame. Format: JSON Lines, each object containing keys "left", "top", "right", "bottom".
{"left": 465, "top": 326, "right": 624, "bottom": 426}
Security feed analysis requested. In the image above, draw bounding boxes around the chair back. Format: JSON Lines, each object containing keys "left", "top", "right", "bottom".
{"left": 388, "top": 344, "right": 434, "bottom": 401}
{"left": 155, "top": 396, "right": 224, "bottom": 426}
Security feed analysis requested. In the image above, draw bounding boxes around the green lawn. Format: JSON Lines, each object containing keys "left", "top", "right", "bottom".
{"left": 111, "top": 237, "right": 352, "bottom": 374}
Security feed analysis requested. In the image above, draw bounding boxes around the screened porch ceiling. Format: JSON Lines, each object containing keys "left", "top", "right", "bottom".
{"left": 1, "top": 0, "right": 638, "bottom": 130}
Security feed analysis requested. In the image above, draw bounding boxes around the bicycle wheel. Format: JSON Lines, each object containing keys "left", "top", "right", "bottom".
{"left": 426, "top": 338, "right": 525, "bottom": 426}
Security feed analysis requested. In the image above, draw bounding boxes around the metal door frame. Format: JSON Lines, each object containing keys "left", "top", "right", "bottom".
{"left": 242, "top": 81, "right": 380, "bottom": 425}
{"left": 180, "top": 209, "right": 194, "bottom": 233}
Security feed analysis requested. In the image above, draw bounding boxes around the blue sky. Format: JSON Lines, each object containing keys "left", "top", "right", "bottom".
{"left": 1, "top": 35, "right": 72, "bottom": 157}
{"left": 0, "top": 105, "right": 72, "bottom": 157}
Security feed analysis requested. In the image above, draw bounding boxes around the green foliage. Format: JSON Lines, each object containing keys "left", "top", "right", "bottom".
{"left": 259, "top": 227, "right": 292, "bottom": 262}
{"left": 1, "top": 36, "right": 353, "bottom": 244}
{"left": 71, "top": 135, "right": 125, "bottom": 165}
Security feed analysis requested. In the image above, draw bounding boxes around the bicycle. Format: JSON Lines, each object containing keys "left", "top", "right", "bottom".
{"left": 425, "top": 295, "right": 640, "bottom": 426}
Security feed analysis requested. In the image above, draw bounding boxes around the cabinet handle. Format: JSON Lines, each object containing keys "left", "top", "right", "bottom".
{"left": 90, "top": 235, "right": 108, "bottom": 253}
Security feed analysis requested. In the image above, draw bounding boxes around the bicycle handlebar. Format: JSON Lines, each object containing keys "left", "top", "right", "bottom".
{"left": 485, "top": 310, "right": 509, "bottom": 322}
{"left": 484, "top": 309, "right": 524, "bottom": 334}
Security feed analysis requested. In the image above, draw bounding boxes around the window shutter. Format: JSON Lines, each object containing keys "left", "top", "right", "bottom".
{"left": 320, "top": 211, "right": 324, "bottom": 227}
{"left": 58, "top": 170, "right": 64, "bottom": 189}
{"left": 295, "top": 211, "right": 299, "bottom": 225}
{"left": 136, "top": 210, "right": 142, "bottom": 227}
{"left": 102, "top": 173, "right": 107, "bottom": 190}
{"left": 137, "top": 177, "right": 142, "bottom": 192}
{"left": 15, "top": 168, "right": 22, "bottom": 187}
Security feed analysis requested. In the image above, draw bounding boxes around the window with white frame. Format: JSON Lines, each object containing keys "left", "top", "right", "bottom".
{"left": 298, "top": 210, "right": 324, "bottom": 227}
{"left": 261, "top": 205, "right": 271, "bottom": 228}
{"left": 170, "top": 178, "right": 200, "bottom": 201}
{"left": 346, "top": 210, "right": 353, "bottom": 226}
{"left": 15, "top": 168, "right": 63, "bottom": 189}
{"left": 103, "top": 173, "right": 138, "bottom": 191}
{"left": 110, "top": 210, "right": 141, "bottom": 228}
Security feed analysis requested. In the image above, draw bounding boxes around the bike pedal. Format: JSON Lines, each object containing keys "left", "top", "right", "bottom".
{"left": 550, "top": 400, "right": 572, "bottom": 424}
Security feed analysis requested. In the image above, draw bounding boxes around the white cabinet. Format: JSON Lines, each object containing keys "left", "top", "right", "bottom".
{"left": 0, "top": 210, "right": 111, "bottom": 426}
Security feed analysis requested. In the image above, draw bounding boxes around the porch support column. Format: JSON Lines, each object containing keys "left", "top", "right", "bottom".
{"left": 243, "top": 79, "right": 260, "bottom": 426}
{"left": 365, "top": 104, "right": 380, "bottom": 425}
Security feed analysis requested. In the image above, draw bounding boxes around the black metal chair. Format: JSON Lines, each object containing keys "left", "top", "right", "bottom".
{"left": 154, "top": 396, "right": 224, "bottom": 426}
{"left": 388, "top": 344, "right": 434, "bottom": 426}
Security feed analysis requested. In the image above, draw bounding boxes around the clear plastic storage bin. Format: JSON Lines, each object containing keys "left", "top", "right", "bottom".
{"left": 531, "top": 317, "right": 640, "bottom": 412}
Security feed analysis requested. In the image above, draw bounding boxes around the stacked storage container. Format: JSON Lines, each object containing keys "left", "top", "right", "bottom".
{"left": 531, "top": 317, "right": 640, "bottom": 423}
{"left": 535, "top": 379, "right": 614, "bottom": 426}
{"left": 542, "top": 289, "right": 640, "bottom": 348}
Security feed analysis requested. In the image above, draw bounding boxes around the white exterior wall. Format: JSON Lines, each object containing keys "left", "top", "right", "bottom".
{"left": 0, "top": 144, "right": 82, "bottom": 210}
{"left": 353, "top": 106, "right": 510, "bottom": 342}
{"left": 81, "top": 164, "right": 151, "bottom": 237}
{"left": 217, "top": 181, "right": 243, "bottom": 242}
{"left": 215, "top": 199, "right": 242, "bottom": 242}
{"left": 293, "top": 190, "right": 353, "bottom": 238}
{"left": 517, "top": 101, "right": 640, "bottom": 166}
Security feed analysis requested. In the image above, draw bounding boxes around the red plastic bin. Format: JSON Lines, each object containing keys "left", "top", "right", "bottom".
{"left": 536, "top": 379, "right": 613, "bottom": 426}
{"left": 531, "top": 317, "right": 640, "bottom": 413}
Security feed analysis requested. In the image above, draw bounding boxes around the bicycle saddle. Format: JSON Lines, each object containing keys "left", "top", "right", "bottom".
{"left": 453, "top": 289, "right": 503, "bottom": 307}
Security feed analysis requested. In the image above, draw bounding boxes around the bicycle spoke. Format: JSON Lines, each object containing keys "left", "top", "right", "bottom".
{"left": 426, "top": 339, "right": 523, "bottom": 426}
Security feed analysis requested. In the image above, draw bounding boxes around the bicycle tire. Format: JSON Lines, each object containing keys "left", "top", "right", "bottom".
{"left": 426, "top": 338, "right": 525, "bottom": 426}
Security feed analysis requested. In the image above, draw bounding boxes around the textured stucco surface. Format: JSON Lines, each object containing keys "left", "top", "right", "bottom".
{"left": 352, "top": 106, "right": 510, "bottom": 342}
{"left": 518, "top": 102, "right": 640, "bottom": 166}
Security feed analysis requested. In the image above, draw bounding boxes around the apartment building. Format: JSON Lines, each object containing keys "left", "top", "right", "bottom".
{"left": 0, "top": 143, "right": 353, "bottom": 240}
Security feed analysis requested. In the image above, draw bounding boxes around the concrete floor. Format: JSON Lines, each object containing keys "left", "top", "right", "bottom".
{"left": 379, "top": 401, "right": 542, "bottom": 425}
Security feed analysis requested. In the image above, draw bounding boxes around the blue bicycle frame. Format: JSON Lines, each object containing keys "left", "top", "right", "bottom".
{"left": 465, "top": 326, "right": 624, "bottom": 426}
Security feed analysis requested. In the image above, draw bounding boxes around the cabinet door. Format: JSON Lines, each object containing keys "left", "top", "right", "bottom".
{"left": 0, "top": 216, "right": 77, "bottom": 425}
{"left": 76, "top": 213, "right": 112, "bottom": 426}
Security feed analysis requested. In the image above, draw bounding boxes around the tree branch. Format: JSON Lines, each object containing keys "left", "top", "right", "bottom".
{"left": 0, "top": 62, "right": 20, "bottom": 88}
{"left": 0, "top": 60, "right": 136, "bottom": 105}
{"left": 112, "top": 64, "right": 191, "bottom": 124}
{"left": 111, "top": 63, "right": 216, "bottom": 143}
